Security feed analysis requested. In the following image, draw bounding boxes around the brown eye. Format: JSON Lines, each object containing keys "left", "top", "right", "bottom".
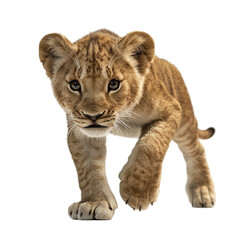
{"left": 69, "top": 80, "right": 81, "bottom": 92}
{"left": 108, "top": 79, "right": 120, "bottom": 91}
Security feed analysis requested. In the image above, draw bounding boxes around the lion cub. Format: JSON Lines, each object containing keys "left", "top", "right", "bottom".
{"left": 39, "top": 29, "right": 215, "bottom": 220}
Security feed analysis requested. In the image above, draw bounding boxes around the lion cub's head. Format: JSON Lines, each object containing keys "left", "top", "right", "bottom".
{"left": 39, "top": 29, "right": 154, "bottom": 137}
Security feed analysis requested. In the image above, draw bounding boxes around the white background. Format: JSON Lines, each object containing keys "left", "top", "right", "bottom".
{"left": 0, "top": 0, "right": 239, "bottom": 239}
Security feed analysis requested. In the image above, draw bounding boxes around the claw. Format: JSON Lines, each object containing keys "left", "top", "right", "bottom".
{"left": 80, "top": 212, "right": 83, "bottom": 217}
{"left": 89, "top": 210, "right": 92, "bottom": 215}
{"left": 151, "top": 202, "right": 154, "bottom": 206}
{"left": 125, "top": 199, "right": 129, "bottom": 204}
{"left": 139, "top": 206, "right": 142, "bottom": 212}
{"left": 69, "top": 211, "right": 72, "bottom": 216}
{"left": 133, "top": 208, "right": 135, "bottom": 211}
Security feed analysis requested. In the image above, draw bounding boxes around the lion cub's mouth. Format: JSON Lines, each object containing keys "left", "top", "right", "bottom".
{"left": 85, "top": 123, "right": 108, "bottom": 128}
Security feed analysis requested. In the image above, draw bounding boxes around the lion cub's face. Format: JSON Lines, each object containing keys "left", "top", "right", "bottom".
{"left": 39, "top": 30, "right": 154, "bottom": 137}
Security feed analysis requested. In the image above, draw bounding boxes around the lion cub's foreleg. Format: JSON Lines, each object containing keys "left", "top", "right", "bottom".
{"left": 119, "top": 103, "right": 182, "bottom": 210}
{"left": 67, "top": 132, "right": 117, "bottom": 220}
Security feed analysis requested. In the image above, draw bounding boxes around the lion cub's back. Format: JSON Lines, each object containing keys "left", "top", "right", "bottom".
{"left": 153, "top": 57, "right": 194, "bottom": 117}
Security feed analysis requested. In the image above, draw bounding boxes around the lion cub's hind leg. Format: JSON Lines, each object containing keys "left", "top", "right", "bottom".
{"left": 174, "top": 118, "right": 216, "bottom": 207}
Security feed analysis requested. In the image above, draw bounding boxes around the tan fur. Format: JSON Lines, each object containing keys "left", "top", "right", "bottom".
{"left": 39, "top": 29, "right": 215, "bottom": 220}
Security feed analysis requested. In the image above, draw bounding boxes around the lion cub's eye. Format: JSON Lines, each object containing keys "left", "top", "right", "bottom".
{"left": 69, "top": 80, "right": 81, "bottom": 92}
{"left": 108, "top": 79, "right": 120, "bottom": 91}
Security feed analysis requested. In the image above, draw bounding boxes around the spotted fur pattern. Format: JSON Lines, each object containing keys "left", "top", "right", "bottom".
{"left": 39, "top": 29, "right": 216, "bottom": 220}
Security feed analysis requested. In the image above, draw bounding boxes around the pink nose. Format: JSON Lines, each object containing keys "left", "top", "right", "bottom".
{"left": 82, "top": 111, "right": 105, "bottom": 121}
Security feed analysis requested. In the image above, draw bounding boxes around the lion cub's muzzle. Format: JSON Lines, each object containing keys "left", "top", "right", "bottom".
{"left": 72, "top": 110, "right": 116, "bottom": 137}
{"left": 82, "top": 111, "right": 107, "bottom": 128}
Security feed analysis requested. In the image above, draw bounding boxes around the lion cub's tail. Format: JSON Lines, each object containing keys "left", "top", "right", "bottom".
{"left": 198, "top": 127, "right": 215, "bottom": 139}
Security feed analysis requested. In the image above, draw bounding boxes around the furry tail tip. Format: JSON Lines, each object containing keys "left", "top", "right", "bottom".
{"left": 198, "top": 127, "right": 215, "bottom": 140}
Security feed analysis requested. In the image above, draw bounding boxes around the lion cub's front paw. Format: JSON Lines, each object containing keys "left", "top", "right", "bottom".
{"left": 119, "top": 167, "right": 160, "bottom": 210}
{"left": 68, "top": 201, "right": 116, "bottom": 220}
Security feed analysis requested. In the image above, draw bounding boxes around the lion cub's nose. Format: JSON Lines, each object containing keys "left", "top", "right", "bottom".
{"left": 82, "top": 111, "right": 105, "bottom": 122}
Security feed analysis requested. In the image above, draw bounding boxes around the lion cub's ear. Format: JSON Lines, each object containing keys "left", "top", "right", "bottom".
{"left": 118, "top": 31, "right": 155, "bottom": 75}
{"left": 39, "top": 33, "right": 78, "bottom": 78}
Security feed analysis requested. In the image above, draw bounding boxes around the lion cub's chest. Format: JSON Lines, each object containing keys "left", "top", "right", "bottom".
{"left": 110, "top": 109, "right": 157, "bottom": 138}
{"left": 110, "top": 121, "right": 141, "bottom": 138}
